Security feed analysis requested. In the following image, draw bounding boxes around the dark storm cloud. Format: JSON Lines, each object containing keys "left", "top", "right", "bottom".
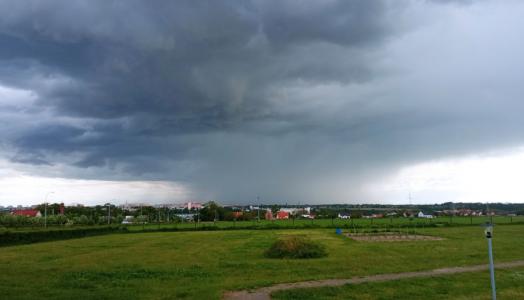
{"left": 0, "top": 0, "right": 392, "bottom": 118}
{"left": 1, "top": 0, "right": 524, "bottom": 203}
{"left": 0, "top": 1, "right": 394, "bottom": 155}
{"left": 428, "top": 0, "right": 475, "bottom": 4}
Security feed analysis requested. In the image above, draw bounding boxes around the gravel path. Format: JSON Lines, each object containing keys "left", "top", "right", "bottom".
{"left": 223, "top": 260, "right": 524, "bottom": 300}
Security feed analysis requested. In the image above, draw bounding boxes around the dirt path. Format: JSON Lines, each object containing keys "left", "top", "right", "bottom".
{"left": 223, "top": 260, "right": 524, "bottom": 300}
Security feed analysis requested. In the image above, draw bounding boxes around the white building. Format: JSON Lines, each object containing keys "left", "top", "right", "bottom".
{"left": 183, "top": 202, "right": 203, "bottom": 210}
{"left": 280, "top": 208, "right": 299, "bottom": 214}
{"left": 122, "top": 215, "right": 134, "bottom": 224}
{"left": 417, "top": 211, "right": 434, "bottom": 219}
{"left": 338, "top": 213, "right": 351, "bottom": 219}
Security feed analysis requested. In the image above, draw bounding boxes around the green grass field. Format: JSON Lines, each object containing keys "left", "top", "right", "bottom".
{"left": 4, "top": 215, "right": 523, "bottom": 233}
{"left": 1, "top": 225, "right": 523, "bottom": 299}
{"left": 272, "top": 267, "right": 524, "bottom": 299}
{"left": 125, "top": 215, "right": 524, "bottom": 231}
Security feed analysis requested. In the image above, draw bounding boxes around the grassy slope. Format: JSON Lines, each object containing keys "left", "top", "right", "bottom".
{"left": 0, "top": 225, "right": 523, "bottom": 299}
{"left": 272, "top": 267, "right": 524, "bottom": 299}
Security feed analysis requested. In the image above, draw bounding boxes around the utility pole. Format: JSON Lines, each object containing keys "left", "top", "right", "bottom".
{"left": 257, "top": 196, "right": 260, "bottom": 222}
{"left": 44, "top": 192, "right": 54, "bottom": 229}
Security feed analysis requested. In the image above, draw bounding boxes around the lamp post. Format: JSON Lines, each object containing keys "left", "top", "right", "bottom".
{"left": 44, "top": 192, "right": 54, "bottom": 228}
{"left": 484, "top": 223, "right": 496, "bottom": 300}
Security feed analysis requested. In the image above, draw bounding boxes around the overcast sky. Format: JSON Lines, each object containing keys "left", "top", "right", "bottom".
{"left": 1, "top": 0, "right": 524, "bottom": 206}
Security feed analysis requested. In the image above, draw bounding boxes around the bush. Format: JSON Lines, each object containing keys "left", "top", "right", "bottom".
{"left": 265, "top": 236, "right": 327, "bottom": 259}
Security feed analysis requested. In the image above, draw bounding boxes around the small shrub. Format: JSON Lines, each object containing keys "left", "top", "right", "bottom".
{"left": 265, "top": 236, "right": 327, "bottom": 259}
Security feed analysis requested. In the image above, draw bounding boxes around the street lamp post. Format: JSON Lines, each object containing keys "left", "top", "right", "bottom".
{"left": 44, "top": 192, "right": 54, "bottom": 228}
{"left": 484, "top": 223, "right": 496, "bottom": 300}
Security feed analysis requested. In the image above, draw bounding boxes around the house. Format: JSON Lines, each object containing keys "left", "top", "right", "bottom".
{"left": 276, "top": 211, "right": 290, "bottom": 219}
{"left": 279, "top": 208, "right": 298, "bottom": 214}
{"left": 232, "top": 211, "right": 243, "bottom": 219}
{"left": 185, "top": 202, "right": 203, "bottom": 210}
{"left": 12, "top": 209, "right": 42, "bottom": 217}
{"left": 301, "top": 214, "right": 315, "bottom": 219}
{"left": 417, "top": 211, "right": 434, "bottom": 219}
{"left": 175, "top": 213, "right": 196, "bottom": 221}
{"left": 278, "top": 207, "right": 311, "bottom": 215}
{"left": 265, "top": 210, "right": 273, "bottom": 220}
{"left": 338, "top": 213, "right": 351, "bottom": 219}
{"left": 122, "top": 215, "right": 134, "bottom": 224}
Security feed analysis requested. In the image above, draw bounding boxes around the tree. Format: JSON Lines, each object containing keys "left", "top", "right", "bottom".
{"left": 198, "top": 201, "right": 226, "bottom": 222}
{"left": 74, "top": 215, "right": 90, "bottom": 225}
{"left": 30, "top": 216, "right": 41, "bottom": 228}
{"left": 135, "top": 215, "right": 148, "bottom": 224}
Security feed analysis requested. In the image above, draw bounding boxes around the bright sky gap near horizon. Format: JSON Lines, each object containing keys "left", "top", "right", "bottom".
{"left": 1, "top": 0, "right": 524, "bottom": 206}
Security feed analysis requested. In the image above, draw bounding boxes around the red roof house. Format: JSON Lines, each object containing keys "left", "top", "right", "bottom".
{"left": 12, "top": 210, "right": 42, "bottom": 217}
{"left": 276, "top": 211, "right": 290, "bottom": 220}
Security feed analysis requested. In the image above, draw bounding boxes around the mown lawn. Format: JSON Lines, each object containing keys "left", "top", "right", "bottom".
{"left": 0, "top": 225, "right": 523, "bottom": 299}
{"left": 272, "top": 267, "right": 524, "bottom": 299}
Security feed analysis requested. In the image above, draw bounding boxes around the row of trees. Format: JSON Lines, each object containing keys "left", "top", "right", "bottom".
{"left": 197, "top": 203, "right": 344, "bottom": 221}
{"left": 7, "top": 201, "right": 521, "bottom": 228}
{"left": 0, "top": 212, "right": 164, "bottom": 228}
{"left": 0, "top": 202, "right": 386, "bottom": 228}
{"left": 0, "top": 214, "right": 68, "bottom": 228}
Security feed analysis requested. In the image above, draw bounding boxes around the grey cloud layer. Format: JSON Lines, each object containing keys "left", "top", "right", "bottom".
{"left": 1, "top": 0, "right": 523, "bottom": 203}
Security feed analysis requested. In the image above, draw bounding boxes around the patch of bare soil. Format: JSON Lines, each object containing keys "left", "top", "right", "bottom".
{"left": 345, "top": 232, "right": 443, "bottom": 242}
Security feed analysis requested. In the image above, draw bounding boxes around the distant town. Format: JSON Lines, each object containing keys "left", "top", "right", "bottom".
{"left": 1, "top": 201, "right": 523, "bottom": 226}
